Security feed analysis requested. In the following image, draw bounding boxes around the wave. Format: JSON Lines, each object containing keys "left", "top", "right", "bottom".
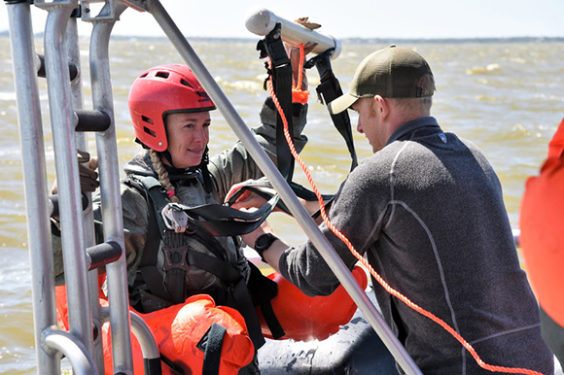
{"left": 465, "top": 63, "right": 501, "bottom": 75}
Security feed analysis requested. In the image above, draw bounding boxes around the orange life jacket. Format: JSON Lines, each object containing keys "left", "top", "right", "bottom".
{"left": 55, "top": 285, "right": 254, "bottom": 374}
{"left": 55, "top": 263, "right": 367, "bottom": 372}
{"left": 520, "top": 117, "right": 564, "bottom": 327}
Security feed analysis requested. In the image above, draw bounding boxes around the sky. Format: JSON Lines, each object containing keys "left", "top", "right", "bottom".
{"left": 1, "top": 0, "right": 563, "bottom": 40}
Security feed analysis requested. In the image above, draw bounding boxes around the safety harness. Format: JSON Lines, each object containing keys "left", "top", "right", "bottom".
{"left": 257, "top": 23, "right": 296, "bottom": 182}
{"left": 256, "top": 23, "right": 358, "bottom": 187}
{"left": 124, "top": 174, "right": 286, "bottom": 352}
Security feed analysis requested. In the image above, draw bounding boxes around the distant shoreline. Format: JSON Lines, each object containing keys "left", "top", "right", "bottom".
{"left": 1, "top": 31, "right": 563, "bottom": 44}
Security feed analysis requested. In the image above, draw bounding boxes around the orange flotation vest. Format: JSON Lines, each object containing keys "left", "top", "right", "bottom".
{"left": 257, "top": 265, "right": 368, "bottom": 341}
{"left": 520, "top": 118, "right": 564, "bottom": 327}
{"left": 55, "top": 286, "right": 254, "bottom": 375}
{"left": 55, "top": 264, "right": 366, "bottom": 372}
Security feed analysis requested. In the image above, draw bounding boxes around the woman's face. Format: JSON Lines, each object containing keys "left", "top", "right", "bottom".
{"left": 165, "top": 111, "right": 210, "bottom": 169}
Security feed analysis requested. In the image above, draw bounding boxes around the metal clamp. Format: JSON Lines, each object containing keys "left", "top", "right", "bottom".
{"left": 161, "top": 202, "right": 189, "bottom": 233}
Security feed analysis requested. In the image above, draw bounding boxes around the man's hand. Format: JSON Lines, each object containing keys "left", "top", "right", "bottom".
{"left": 295, "top": 17, "right": 321, "bottom": 30}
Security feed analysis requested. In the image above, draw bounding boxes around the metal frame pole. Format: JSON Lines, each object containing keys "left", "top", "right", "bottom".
{"left": 65, "top": 9, "right": 107, "bottom": 373}
{"left": 5, "top": 2, "right": 60, "bottom": 373}
{"left": 89, "top": 3, "right": 134, "bottom": 372}
{"left": 143, "top": 1, "right": 422, "bottom": 373}
{"left": 42, "top": 0, "right": 95, "bottom": 358}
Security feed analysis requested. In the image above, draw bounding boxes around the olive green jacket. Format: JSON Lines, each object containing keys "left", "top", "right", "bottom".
{"left": 53, "top": 99, "right": 308, "bottom": 298}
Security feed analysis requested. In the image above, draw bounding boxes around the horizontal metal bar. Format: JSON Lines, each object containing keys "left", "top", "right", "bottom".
{"left": 36, "top": 54, "right": 79, "bottom": 81}
{"left": 87, "top": 241, "right": 122, "bottom": 270}
{"left": 75, "top": 109, "right": 111, "bottom": 132}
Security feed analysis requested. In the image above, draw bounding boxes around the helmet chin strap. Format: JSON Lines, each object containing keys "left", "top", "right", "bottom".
{"left": 160, "top": 147, "right": 213, "bottom": 193}
{"left": 161, "top": 149, "right": 176, "bottom": 169}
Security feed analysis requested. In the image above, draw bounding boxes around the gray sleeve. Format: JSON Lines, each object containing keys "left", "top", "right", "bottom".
{"left": 278, "top": 162, "right": 387, "bottom": 296}
{"left": 209, "top": 98, "right": 308, "bottom": 201}
{"left": 119, "top": 183, "right": 151, "bottom": 285}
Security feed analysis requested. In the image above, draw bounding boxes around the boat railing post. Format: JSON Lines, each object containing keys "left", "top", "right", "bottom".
{"left": 86, "top": 2, "right": 135, "bottom": 373}
{"left": 100, "top": 307, "right": 162, "bottom": 375}
{"left": 42, "top": 327, "right": 98, "bottom": 375}
{"left": 5, "top": 1, "right": 60, "bottom": 374}
{"left": 36, "top": 0, "right": 96, "bottom": 364}
{"left": 125, "top": 1, "right": 423, "bottom": 373}
{"left": 65, "top": 7, "right": 107, "bottom": 372}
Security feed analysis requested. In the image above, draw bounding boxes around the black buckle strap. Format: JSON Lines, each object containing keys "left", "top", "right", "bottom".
{"left": 309, "top": 49, "right": 358, "bottom": 171}
{"left": 257, "top": 22, "right": 295, "bottom": 181}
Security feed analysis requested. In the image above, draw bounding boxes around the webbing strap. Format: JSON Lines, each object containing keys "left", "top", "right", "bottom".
{"left": 246, "top": 261, "right": 285, "bottom": 339}
{"left": 255, "top": 29, "right": 357, "bottom": 210}
{"left": 129, "top": 174, "right": 278, "bottom": 236}
{"left": 257, "top": 22, "right": 295, "bottom": 181}
{"left": 201, "top": 323, "right": 226, "bottom": 375}
{"left": 225, "top": 177, "right": 334, "bottom": 218}
{"left": 160, "top": 355, "right": 184, "bottom": 374}
{"left": 310, "top": 50, "right": 358, "bottom": 171}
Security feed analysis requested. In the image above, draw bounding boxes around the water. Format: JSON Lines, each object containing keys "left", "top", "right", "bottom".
{"left": 1, "top": 35, "right": 563, "bottom": 373}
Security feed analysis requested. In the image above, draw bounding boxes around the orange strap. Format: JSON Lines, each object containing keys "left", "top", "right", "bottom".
{"left": 291, "top": 44, "right": 309, "bottom": 104}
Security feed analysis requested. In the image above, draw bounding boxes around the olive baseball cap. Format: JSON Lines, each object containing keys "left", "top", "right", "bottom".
{"left": 328, "top": 45, "right": 435, "bottom": 114}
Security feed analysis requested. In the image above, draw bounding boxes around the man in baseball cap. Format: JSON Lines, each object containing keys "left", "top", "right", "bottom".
{"left": 236, "top": 45, "right": 554, "bottom": 374}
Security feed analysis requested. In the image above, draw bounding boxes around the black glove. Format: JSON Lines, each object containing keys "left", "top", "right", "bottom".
{"left": 77, "top": 150, "right": 99, "bottom": 193}
{"left": 51, "top": 149, "right": 99, "bottom": 194}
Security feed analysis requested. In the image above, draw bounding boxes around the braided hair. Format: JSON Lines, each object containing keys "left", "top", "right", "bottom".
{"left": 149, "top": 149, "right": 180, "bottom": 203}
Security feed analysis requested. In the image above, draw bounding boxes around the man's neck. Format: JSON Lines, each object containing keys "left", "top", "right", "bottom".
{"left": 385, "top": 111, "right": 429, "bottom": 142}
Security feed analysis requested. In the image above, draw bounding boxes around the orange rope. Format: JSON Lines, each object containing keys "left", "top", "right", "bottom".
{"left": 266, "top": 50, "right": 544, "bottom": 375}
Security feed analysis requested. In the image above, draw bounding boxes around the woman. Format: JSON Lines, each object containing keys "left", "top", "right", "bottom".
{"left": 121, "top": 62, "right": 307, "bottom": 324}
{"left": 53, "top": 47, "right": 311, "bottom": 373}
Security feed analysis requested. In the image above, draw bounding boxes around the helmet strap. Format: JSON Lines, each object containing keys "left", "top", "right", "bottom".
{"left": 161, "top": 149, "right": 176, "bottom": 169}
{"left": 159, "top": 147, "right": 213, "bottom": 193}
{"left": 199, "top": 147, "right": 213, "bottom": 193}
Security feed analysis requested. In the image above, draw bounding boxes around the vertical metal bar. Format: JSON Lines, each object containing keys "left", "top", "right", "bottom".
{"left": 145, "top": 1, "right": 422, "bottom": 374}
{"left": 5, "top": 2, "right": 60, "bottom": 374}
{"left": 65, "top": 11, "right": 106, "bottom": 373}
{"left": 89, "top": 3, "right": 134, "bottom": 373}
{"left": 43, "top": 0, "right": 95, "bottom": 359}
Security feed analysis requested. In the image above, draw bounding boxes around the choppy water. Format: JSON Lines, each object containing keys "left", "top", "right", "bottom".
{"left": 0, "top": 35, "right": 563, "bottom": 373}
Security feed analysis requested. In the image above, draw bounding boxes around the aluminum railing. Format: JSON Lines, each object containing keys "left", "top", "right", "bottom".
{"left": 6, "top": 0, "right": 421, "bottom": 374}
{"left": 6, "top": 0, "right": 158, "bottom": 373}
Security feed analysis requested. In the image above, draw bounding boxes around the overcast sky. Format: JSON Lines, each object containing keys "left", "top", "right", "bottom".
{"left": 1, "top": 0, "right": 563, "bottom": 39}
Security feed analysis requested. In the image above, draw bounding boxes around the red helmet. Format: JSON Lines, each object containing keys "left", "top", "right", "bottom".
{"left": 128, "top": 64, "right": 215, "bottom": 152}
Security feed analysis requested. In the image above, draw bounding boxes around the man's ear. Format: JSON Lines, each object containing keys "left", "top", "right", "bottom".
{"left": 373, "top": 95, "right": 390, "bottom": 119}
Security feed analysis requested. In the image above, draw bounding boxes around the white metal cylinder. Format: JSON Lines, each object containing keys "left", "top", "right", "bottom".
{"left": 245, "top": 8, "right": 341, "bottom": 59}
